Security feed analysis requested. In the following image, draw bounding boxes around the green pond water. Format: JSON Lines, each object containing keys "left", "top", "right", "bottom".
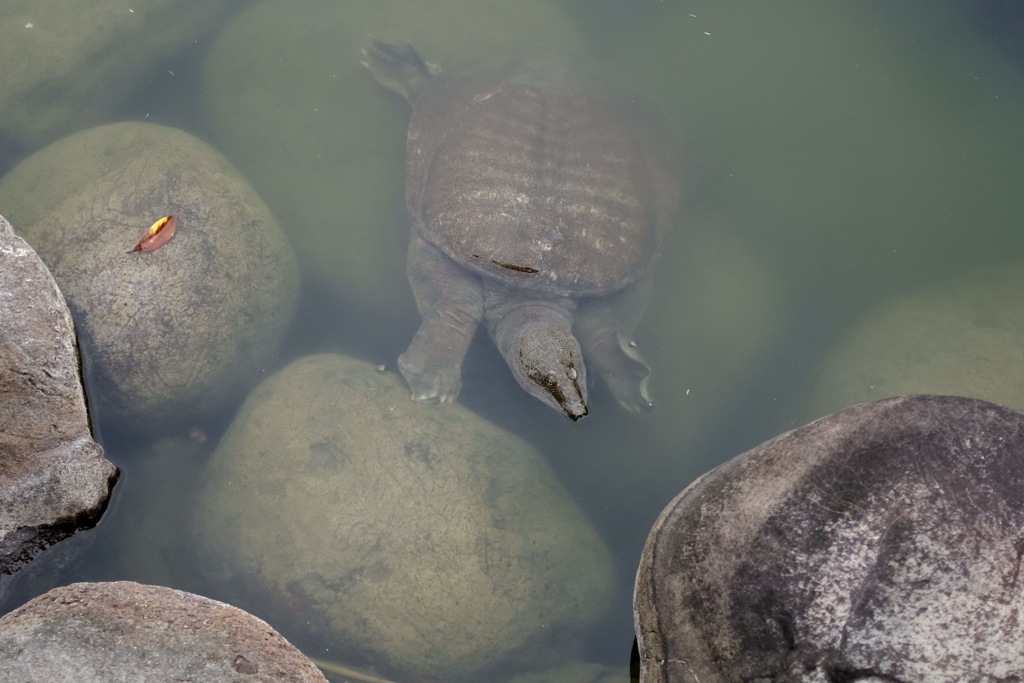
{"left": 4, "top": 1, "right": 1024, "bottom": 680}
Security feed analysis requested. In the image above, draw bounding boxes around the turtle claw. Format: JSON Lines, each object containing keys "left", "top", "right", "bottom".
{"left": 398, "top": 351, "right": 462, "bottom": 406}
{"left": 408, "top": 385, "right": 442, "bottom": 403}
{"left": 404, "top": 377, "right": 460, "bottom": 405}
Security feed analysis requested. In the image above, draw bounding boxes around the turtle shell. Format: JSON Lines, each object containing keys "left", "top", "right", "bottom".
{"left": 406, "top": 59, "right": 671, "bottom": 297}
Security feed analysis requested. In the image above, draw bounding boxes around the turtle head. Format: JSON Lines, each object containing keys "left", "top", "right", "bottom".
{"left": 508, "top": 323, "right": 589, "bottom": 421}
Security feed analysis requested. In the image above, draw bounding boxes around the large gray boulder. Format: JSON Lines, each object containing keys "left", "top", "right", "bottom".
{"left": 194, "top": 353, "right": 615, "bottom": 682}
{"left": 635, "top": 395, "right": 1024, "bottom": 682}
{"left": 0, "top": 0, "right": 231, "bottom": 148}
{"left": 0, "top": 581, "right": 328, "bottom": 682}
{"left": 0, "top": 214, "right": 116, "bottom": 604}
{"left": 0, "top": 122, "right": 299, "bottom": 433}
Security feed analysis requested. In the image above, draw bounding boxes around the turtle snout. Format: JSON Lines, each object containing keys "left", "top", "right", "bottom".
{"left": 527, "top": 364, "right": 588, "bottom": 421}
{"left": 560, "top": 364, "right": 588, "bottom": 420}
{"left": 564, "top": 400, "right": 589, "bottom": 421}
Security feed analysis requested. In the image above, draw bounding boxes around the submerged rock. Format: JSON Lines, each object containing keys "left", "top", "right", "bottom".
{"left": 810, "top": 264, "right": 1024, "bottom": 417}
{"left": 635, "top": 395, "right": 1024, "bottom": 682}
{"left": 0, "top": 581, "right": 327, "bottom": 682}
{"left": 0, "top": 122, "right": 299, "bottom": 433}
{"left": 0, "top": 214, "right": 116, "bottom": 607}
{"left": 505, "top": 661, "right": 625, "bottom": 683}
{"left": 194, "top": 353, "right": 614, "bottom": 682}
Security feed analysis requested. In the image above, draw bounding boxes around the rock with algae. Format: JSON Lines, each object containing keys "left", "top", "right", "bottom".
{"left": 194, "top": 353, "right": 615, "bottom": 682}
{"left": 0, "top": 122, "right": 299, "bottom": 433}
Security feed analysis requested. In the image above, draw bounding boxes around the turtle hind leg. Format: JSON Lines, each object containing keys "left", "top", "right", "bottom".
{"left": 399, "top": 232, "right": 483, "bottom": 404}
{"left": 361, "top": 38, "right": 440, "bottom": 104}
{"left": 575, "top": 278, "right": 655, "bottom": 413}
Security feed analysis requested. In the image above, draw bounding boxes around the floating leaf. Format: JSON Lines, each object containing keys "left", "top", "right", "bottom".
{"left": 130, "top": 214, "right": 176, "bottom": 253}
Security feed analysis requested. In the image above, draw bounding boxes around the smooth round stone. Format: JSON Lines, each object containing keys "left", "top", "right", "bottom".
{"left": 0, "top": 122, "right": 299, "bottom": 431}
{"left": 810, "top": 265, "right": 1024, "bottom": 417}
{"left": 0, "top": 581, "right": 327, "bottom": 682}
{"left": 202, "top": 0, "right": 587, "bottom": 323}
{"left": 194, "top": 353, "right": 615, "bottom": 681}
{"left": 635, "top": 395, "right": 1024, "bottom": 682}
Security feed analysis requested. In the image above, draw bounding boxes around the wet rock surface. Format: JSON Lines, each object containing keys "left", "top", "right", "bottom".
{"left": 635, "top": 395, "right": 1024, "bottom": 682}
{"left": 0, "top": 214, "right": 116, "bottom": 602}
{"left": 0, "top": 581, "right": 328, "bottom": 682}
{"left": 194, "top": 353, "right": 615, "bottom": 682}
{"left": 0, "top": 122, "right": 299, "bottom": 432}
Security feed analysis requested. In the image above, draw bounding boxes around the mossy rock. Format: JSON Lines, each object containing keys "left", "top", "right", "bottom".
{"left": 194, "top": 353, "right": 614, "bottom": 682}
{"left": 0, "top": 122, "right": 299, "bottom": 432}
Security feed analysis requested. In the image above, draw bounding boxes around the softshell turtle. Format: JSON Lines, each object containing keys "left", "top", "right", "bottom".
{"left": 364, "top": 40, "right": 679, "bottom": 420}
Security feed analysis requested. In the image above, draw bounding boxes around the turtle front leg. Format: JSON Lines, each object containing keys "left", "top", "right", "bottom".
{"left": 399, "top": 232, "right": 483, "bottom": 404}
{"left": 575, "top": 277, "right": 655, "bottom": 413}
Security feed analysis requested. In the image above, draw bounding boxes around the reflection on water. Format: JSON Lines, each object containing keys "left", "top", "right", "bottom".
{"left": 4, "top": 0, "right": 1024, "bottom": 680}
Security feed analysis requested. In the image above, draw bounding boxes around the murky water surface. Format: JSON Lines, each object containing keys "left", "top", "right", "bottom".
{"left": 4, "top": 1, "right": 1024, "bottom": 680}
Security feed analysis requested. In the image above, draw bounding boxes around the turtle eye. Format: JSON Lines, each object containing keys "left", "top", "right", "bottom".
{"left": 528, "top": 370, "right": 567, "bottom": 405}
